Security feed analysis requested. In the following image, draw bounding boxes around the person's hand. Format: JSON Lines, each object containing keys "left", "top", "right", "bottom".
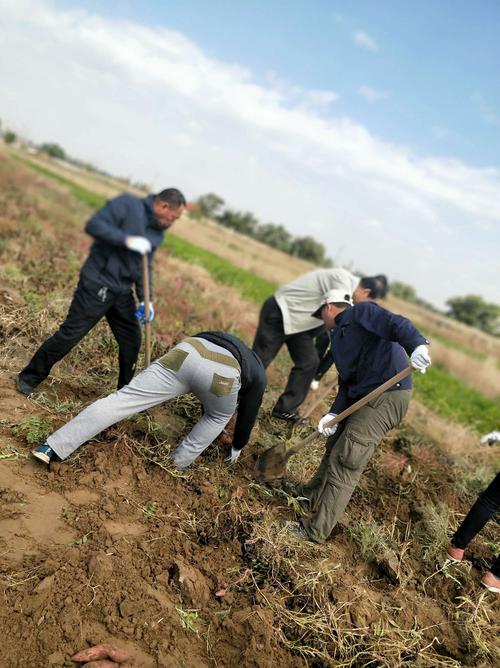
{"left": 318, "top": 413, "right": 338, "bottom": 437}
{"left": 71, "top": 643, "right": 131, "bottom": 666}
{"left": 135, "top": 302, "right": 155, "bottom": 324}
{"left": 225, "top": 446, "right": 241, "bottom": 463}
{"left": 125, "top": 236, "right": 152, "bottom": 255}
{"left": 410, "top": 344, "right": 431, "bottom": 373}
{"left": 310, "top": 379, "right": 320, "bottom": 391}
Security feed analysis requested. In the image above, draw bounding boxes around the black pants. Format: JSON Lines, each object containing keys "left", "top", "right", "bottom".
{"left": 19, "top": 276, "right": 142, "bottom": 390}
{"left": 314, "top": 330, "right": 334, "bottom": 381}
{"left": 452, "top": 472, "right": 500, "bottom": 577}
{"left": 252, "top": 296, "right": 323, "bottom": 413}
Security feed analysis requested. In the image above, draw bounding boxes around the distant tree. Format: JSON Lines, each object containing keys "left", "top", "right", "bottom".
{"left": 254, "top": 223, "right": 292, "bottom": 253}
{"left": 391, "top": 281, "right": 417, "bottom": 303}
{"left": 446, "top": 295, "right": 500, "bottom": 336}
{"left": 3, "top": 130, "right": 16, "bottom": 144}
{"left": 192, "top": 193, "right": 225, "bottom": 220}
{"left": 290, "top": 235, "right": 329, "bottom": 264}
{"left": 39, "top": 142, "right": 66, "bottom": 159}
{"left": 217, "top": 209, "right": 259, "bottom": 236}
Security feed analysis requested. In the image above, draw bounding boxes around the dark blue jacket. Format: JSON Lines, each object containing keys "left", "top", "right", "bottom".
{"left": 329, "top": 301, "right": 428, "bottom": 414}
{"left": 197, "top": 331, "right": 267, "bottom": 451}
{"left": 80, "top": 194, "right": 165, "bottom": 301}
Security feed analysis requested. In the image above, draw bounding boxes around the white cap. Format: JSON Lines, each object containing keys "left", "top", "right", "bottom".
{"left": 312, "top": 289, "right": 353, "bottom": 318}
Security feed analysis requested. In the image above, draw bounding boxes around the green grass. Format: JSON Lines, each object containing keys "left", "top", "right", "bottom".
{"left": 164, "top": 234, "right": 277, "bottom": 303}
{"left": 414, "top": 364, "right": 500, "bottom": 434}
{"left": 14, "top": 156, "right": 107, "bottom": 209}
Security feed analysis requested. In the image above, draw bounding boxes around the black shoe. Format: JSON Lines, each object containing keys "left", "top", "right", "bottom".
{"left": 271, "top": 408, "right": 301, "bottom": 423}
{"left": 16, "top": 375, "right": 36, "bottom": 397}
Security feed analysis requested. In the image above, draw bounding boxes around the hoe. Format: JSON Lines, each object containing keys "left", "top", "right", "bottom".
{"left": 255, "top": 366, "right": 413, "bottom": 483}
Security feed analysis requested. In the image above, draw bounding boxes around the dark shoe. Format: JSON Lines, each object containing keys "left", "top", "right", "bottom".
{"left": 271, "top": 408, "right": 301, "bottom": 423}
{"left": 16, "top": 375, "right": 36, "bottom": 397}
{"left": 281, "top": 480, "right": 305, "bottom": 497}
{"left": 32, "top": 444, "right": 54, "bottom": 466}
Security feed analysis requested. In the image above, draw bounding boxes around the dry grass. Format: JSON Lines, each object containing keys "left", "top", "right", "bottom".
{"left": 171, "top": 216, "right": 315, "bottom": 287}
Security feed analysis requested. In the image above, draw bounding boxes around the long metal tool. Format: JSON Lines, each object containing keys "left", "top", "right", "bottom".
{"left": 141, "top": 254, "right": 151, "bottom": 367}
{"left": 255, "top": 366, "right": 413, "bottom": 482}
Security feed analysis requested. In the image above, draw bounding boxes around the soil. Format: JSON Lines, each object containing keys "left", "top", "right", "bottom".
{"left": 0, "top": 148, "right": 498, "bottom": 667}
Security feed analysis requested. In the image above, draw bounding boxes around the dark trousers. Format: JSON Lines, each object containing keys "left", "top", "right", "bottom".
{"left": 252, "top": 296, "right": 324, "bottom": 413}
{"left": 314, "top": 330, "right": 334, "bottom": 381}
{"left": 452, "top": 472, "right": 500, "bottom": 577}
{"left": 19, "top": 276, "right": 142, "bottom": 390}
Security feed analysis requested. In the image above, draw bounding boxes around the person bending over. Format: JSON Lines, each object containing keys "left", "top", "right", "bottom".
{"left": 31, "top": 332, "right": 266, "bottom": 470}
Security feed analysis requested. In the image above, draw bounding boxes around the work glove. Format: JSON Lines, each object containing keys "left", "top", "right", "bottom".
{"left": 135, "top": 301, "right": 155, "bottom": 324}
{"left": 410, "top": 344, "right": 431, "bottom": 373}
{"left": 480, "top": 431, "right": 500, "bottom": 446}
{"left": 318, "top": 413, "right": 338, "bottom": 437}
{"left": 225, "top": 446, "right": 241, "bottom": 463}
{"left": 125, "top": 235, "right": 152, "bottom": 255}
{"left": 310, "top": 379, "right": 320, "bottom": 391}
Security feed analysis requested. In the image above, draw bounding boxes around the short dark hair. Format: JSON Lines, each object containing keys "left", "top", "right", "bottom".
{"left": 360, "top": 274, "right": 388, "bottom": 299}
{"left": 155, "top": 188, "right": 186, "bottom": 208}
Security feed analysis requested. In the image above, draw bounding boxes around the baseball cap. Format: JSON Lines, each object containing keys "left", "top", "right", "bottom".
{"left": 312, "top": 289, "right": 353, "bottom": 318}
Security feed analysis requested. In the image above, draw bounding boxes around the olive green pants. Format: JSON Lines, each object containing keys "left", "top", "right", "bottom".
{"left": 301, "top": 390, "right": 411, "bottom": 543}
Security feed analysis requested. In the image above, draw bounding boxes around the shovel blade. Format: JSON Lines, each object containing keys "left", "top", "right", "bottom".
{"left": 255, "top": 442, "right": 288, "bottom": 482}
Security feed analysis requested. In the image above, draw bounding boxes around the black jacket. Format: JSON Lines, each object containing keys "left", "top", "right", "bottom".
{"left": 80, "top": 194, "right": 165, "bottom": 300}
{"left": 196, "top": 331, "right": 267, "bottom": 450}
{"left": 330, "top": 302, "right": 428, "bottom": 413}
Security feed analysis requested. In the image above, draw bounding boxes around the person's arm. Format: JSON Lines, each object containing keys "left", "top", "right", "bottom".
{"left": 329, "top": 382, "right": 349, "bottom": 414}
{"left": 85, "top": 196, "right": 129, "bottom": 247}
{"left": 354, "top": 302, "right": 428, "bottom": 355}
{"left": 232, "top": 378, "right": 267, "bottom": 450}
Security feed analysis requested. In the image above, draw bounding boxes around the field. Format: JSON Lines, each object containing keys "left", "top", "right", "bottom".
{"left": 0, "top": 144, "right": 499, "bottom": 667}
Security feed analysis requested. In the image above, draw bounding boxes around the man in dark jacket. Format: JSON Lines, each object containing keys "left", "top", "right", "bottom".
{"left": 288, "top": 288, "right": 431, "bottom": 543}
{"left": 31, "top": 331, "right": 267, "bottom": 470}
{"left": 17, "top": 189, "right": 186, "bottom": 395}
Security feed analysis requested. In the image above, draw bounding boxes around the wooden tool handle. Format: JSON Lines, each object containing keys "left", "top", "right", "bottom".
{"left": 285, "top": 366, "right": 413, "bottom": 460}
{"left": 141, "top": 254, "right": 151, "bottom": 368}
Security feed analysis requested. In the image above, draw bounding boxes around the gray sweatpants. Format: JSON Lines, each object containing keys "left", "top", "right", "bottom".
{"left": 47, "top": 338, "right": 241, "bottom": 469}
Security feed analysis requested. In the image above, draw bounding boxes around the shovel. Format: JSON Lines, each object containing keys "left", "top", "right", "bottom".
{"left": 141, "top": 254, "right": 152, "bottom": 367}
{"left": 255, "top": 366, "right": 413, "bottom": 482}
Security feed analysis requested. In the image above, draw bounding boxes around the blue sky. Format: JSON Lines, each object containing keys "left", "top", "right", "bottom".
{"left": 1, "top": 0, "right": 499, "bottom": 307}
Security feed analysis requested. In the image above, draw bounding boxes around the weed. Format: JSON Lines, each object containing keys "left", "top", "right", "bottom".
{"left": 176, "top": 606, "right": 201, "bottom": 634}
{"left": 74, "top": 531, "right": 93, "bottom": 545}
{"left": 142, "top": 501, "right": 158, "bottom": 518}
{"left": 0, "top": 444, "right": 29, "bottom": 461}
{"left": 346, "top": 518, "right": 394, "bottom": 562}
{"left": 416, "top": 502, "right": 451, "bottom": 563}
{"left": 12, "top": 416, "right": 54, "bottom": 445}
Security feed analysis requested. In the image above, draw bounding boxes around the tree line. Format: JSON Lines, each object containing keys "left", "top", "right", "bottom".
{"left": 191, "top": 193, "right": 332, "bottom": 266}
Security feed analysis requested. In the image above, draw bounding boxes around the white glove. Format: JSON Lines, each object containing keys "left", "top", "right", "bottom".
{"left": 318, "top": 413, "right": 338, "bottom": 437}
{"left": 225, "top": 446, "right": 241, "bottom": 463}
{"left": 125, "top": 236, "right": 152, "bottom": 255}
{"left": 480, "top": 431, "right": 500, "bottom": 446}
{"left": 310, "top": 379, "right": 320, "bottom": 391}
{"left": 410, "top": 344, "right": 431, "bottom": 373}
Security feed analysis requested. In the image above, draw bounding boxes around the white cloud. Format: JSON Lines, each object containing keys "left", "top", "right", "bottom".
{"left": 358, "top": 85, "right": 389, "bottom": 102}
{"left": 352, "top": 30, "right": 379, "bottom": 52}
{"left": 0, "top": 0, "right": 499, "bottom": 307}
